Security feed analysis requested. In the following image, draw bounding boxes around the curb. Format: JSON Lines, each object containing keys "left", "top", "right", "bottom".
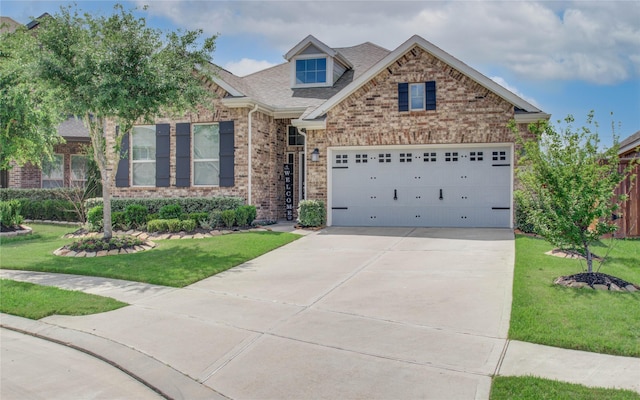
{"left": 0, "top": 314, "right": 228, "bottom": 400}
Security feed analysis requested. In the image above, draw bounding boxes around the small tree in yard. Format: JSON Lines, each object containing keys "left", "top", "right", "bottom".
{"left": 32, "top": 4, "right": 217, "bottom": 239}
{"left": 513, "top": 112, "right": 635, "bottom": 273}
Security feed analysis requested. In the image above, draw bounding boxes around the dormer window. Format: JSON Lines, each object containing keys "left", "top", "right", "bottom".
{"left": 296, "top": 57, "right": 327, "bottom": 85}
{"left": 285, "top": 35, "right": 353, "bottom": 89}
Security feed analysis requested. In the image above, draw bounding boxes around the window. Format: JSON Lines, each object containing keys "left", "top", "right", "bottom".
{"left": 335, "top": 154, "right": 348, "bottom": 164}
{"left": 70, "top": 155, "right": 88, "bottom": 187}
{"left": 410, "top": 84, "right": 425, "bottom": 111}
{"left": 193, "top": 123, "right": 220, "bottom": 186}
{"left": 42, "top": 154, "right": 64, "bottom": 188}
{"left": 131, "top": 125, "right": 156, "bottom": 186}
{"left": 288, "top": 126, "right": 305, "bottom": 146}
{"left": 399, "top": 81, "right": 436, "bottom": 112}
{"left": 295, "top": 57, "right": 327, "bottom": 85}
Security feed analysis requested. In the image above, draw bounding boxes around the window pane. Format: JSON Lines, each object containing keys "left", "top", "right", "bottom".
{"left": 42, "top": 154, "right": 64, "bottom": 180}
{"left": 42, "top": 180, "right": 64, "bottom": 188}
{"left": 132, "top": 126, "right": 156, "bottom": 161}
{"left": 317, "top": 71, "right": 326, "bottom": 83}
{"left": 71, "top": 155, "right": 87, "bottom": 181}
{"left": 132, "top": 163, "right": 155, "bottom": 186}
{"left": 410, "top": 83, "right": 425, "bottom": 110}
{"left": 295, "top": 57, "right": 327, "bottom": 84}
{"left": 193, "top": 124, "right": 219, "bottom": 160}
{"left": 296, "top": 59, "right": 305, "bottom": 71}
{"left": 194, "top": 161, "right": 220, "bottom": 185}
{"left": 296, "top": 71, "right": 305, "bottom": 84}
{"left": 316, "top": 58, "right": 326, "bottom": 70}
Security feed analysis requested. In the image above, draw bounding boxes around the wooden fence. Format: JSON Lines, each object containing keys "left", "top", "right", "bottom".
{"left": 614, "top": 159, "right": 639, "bottom": 238}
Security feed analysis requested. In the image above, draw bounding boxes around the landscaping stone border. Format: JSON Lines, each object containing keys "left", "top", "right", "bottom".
{"left": 0, "top": 225, "right": 32, "bottom": 238}
{"left": 55, "top": 227, "right": 272, "bottom": 257}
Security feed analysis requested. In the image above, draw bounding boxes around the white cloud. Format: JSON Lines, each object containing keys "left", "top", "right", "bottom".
{"left": 223, "top": 58, "right": 277, "bottom": 76}
{"left": 490, "top": 76, "right": 540, "bottom": 108}
{"left": 138, "top": 0, "right": 640, "bottom": 85}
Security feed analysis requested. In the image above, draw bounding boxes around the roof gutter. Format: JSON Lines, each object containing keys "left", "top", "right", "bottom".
{"left": 514, "top": 112, "right": 552, "bottom": 124}
{"left": 222, "top": 97, "right": 307, "bottom": 119}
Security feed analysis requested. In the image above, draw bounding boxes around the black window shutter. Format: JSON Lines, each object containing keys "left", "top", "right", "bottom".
{"left": 219, "top": 121, "right": 235, "bottom": 187}
{"left": 155, "top": 124, "right": 170, "bottom": 187}
{"left": 115, "top": 129, "right": 130, "bottom": 187}
{"left": 398, "top": 82, "right": 409, "bottom": 112}
{"left": 426, "top": 81, "right": 436, "bottom": 110}
{"left": 175, "top": 122, "right": 191, "bottom": 187}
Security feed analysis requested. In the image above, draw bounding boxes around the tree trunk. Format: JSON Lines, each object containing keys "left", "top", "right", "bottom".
{"left": 584, "top": 244, "right": 593, "bottom": 273}
{"left": 85, "top": 115, "right": 115, "bottom": 240}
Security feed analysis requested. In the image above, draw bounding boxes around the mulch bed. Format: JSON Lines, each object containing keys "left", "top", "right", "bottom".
{"left": 555, "top": 272, "right": 639, "bottom": 292}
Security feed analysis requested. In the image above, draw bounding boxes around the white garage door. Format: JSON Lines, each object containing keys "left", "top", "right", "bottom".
{"left": 330, "top": 146, "right": 512, "bottom": 228}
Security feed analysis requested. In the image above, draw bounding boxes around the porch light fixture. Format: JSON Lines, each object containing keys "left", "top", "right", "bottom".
{"left": 311, "top": 148, "right": 320, "bottom": 162}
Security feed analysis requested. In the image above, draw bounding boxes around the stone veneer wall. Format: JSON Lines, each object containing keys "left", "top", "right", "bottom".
{"left": 305, "top": 45, "right": 532, "bottom": 208}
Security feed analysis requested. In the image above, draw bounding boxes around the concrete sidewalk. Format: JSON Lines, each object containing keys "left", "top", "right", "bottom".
{"left": 1, "top": 226, "right": 639, "bottom": 399}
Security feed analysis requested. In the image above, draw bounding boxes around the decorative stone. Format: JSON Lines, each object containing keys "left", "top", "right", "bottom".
{"left": 181, "top": 235, "right": 192, "bottom": 239}
{"left": 85, "top": 252, "right": 96, "bottom": 257}
{"left": 570, "top": 281, "right": 588, "bottom": 288}
{"left": 147, "top": 241, "right": 156, "bottom": 248}
{"left": 194, "top": 233, "right": 204, "bottom": 239}
{"left": 138, "top": 233, "right": 149, "bottom": 240}
{"left": 107, "top": 249, "right": 120, "bottom": 256}
{"left": 76, "top": 251, "right": 87, "bottom": 257}
{"left": 625, "top": 285, "right": 638, "bottom": 292}
{"left": 96, "top": 250, "right": 108, "bottom": 257}
{"left": 593, "top": 284, "right": 609, "bottom": 291}
{"left": 66, "top": 251, "right": 78, "bottom": 257}
{"left": 210, "top": 231, "right": 222, "bottom": 236}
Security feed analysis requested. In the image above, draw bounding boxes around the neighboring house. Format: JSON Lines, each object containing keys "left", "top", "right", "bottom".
{"left": 0, "top": 16, "right": 21, "bottom": 33}
{"left": 614, "top": 130, "right": 640, "bottom": 237}
{"left": 2, "top": 117, "right": 91, "bottom": 189}
{"left": 107, "top": 34, "right": 549, "bottom": 228}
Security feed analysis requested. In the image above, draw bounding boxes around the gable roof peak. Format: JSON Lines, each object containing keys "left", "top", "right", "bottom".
{"left": 284, "top": 34, "right": 337, "bottom": 61}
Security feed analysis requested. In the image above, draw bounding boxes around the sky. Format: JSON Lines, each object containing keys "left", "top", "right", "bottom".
{"left": 2, "top": 0, "right": 639, "bottom": 146}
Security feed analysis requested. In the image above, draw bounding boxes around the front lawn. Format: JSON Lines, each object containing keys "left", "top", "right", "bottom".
{"left": 0, "top": 223, "right": 300, "bottom": 287}
{"left": 510, "top": 235, "right": 640, "bottom": 357}
{"left": 0, "top": 279, "right": 127, "bottom": 319}
{"left": 491, "top": 376, "right": 640, "bottom": 400}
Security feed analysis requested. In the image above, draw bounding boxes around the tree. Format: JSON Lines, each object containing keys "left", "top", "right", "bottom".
{"left": 32, "top": 4, "right": 217, "bottom": 238}
{"left": 0, "top": 25, "right": 64, "bottom": 169}
{"left": 513, "top": 113, "right": 634, "bottom": 273}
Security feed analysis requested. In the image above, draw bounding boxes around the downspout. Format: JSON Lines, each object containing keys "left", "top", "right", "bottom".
{"left": 299, "top": 128, "right": 308, "bottom": 200}
{"left": 247, "top": 103, "right": 259, "bottom": 205}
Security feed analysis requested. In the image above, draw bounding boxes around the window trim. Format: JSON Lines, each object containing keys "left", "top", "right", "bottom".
{"left": 130, "top": 125, "right": 156, "bottom": 187}
{"left": 41, "top": 153, "right": 64, "bottom": 188}
{"left": 290, "top": 54, "right": 332, "bottom": 88}
{"left": 287, "top": 125, "right": 305, "bottom": 147}
{"left": 192, "top": 122, "right": 221, "bottom": 187}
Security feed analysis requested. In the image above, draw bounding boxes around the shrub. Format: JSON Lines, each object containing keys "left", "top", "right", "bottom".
{"left": 112, "top": 211, "right": 127, "bottom": 230}
{"left": 166, "top": 218, "right": 182, "bottom": 233}
{"left": 146, "top": 213, "right": 158, "bottom": 222}
{"left": 124, "top": 204, "right": 148, "bottom": 229}
{"left": 180, "top": 219, "right": 196, "bottom": 232}
{"left": 159, "top": 204, "right": 183, "bottom": 220}
{"left": 238, "top": 205, "right": 257, "bottom": 226}
{"left": 147, "top": 219, "right": 168, "bottom": 233}
{"left": 514, "top": 190, "right": 536, "bottom": 234}
{"left": 68, "top": 235, "right": 144, "bottom": 252}
{"left": 220, "top": 209, "right": 236, "bottom": 228}
{"left": 188, "top": 212, "right": 209, "bottom": 226}
{"left": 85, "top": 196, "right": 244, "bottom": 215}
{"left": 298, "top": 200, "right": 326, "bottom": 227}
{"left": 87, "top": 205, "right": 104, "bottom": 231}
{"left": 208, "top": 210, "right": 223, "bottom": 228}
{"left": 1, "top": 188, "right": 81, "bottom": 202}
{"left": 0, "top": 200, "right": 23, "bottom": 227}
{"left": 235, "top": 207, "right": 249, "bottom": 227}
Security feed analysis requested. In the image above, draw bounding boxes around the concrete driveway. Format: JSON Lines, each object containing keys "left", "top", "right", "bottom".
{"left": 5, "top": 227, "right": 515, "bottom": 400}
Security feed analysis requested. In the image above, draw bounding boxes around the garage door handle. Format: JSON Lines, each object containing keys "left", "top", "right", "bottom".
{"left": 394, "top": 189, "right": 398, "bottom": 200}
{"left": 439, "top": 189, "right": 443, "bottom": 200}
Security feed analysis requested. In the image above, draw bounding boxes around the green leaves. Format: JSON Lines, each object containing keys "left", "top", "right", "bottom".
{"left": 514, "top": 113, "right": 632, "bottom": 272}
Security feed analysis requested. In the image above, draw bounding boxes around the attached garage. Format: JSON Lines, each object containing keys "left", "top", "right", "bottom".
{"left": 328, "top": 145, "right": 513, "bottom": 228}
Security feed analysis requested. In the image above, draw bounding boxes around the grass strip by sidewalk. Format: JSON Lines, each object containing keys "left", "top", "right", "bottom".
{"left": 510, "top": 235, "right": 640, "bottom": 357}
{"left": 1, "top": 223, "right": 300, "bottom": 287}
{"left": 491, "top": 376, "right": 640, "bottom": 400}
{"left": 0, "top": 279, "right": 127, "bottom": 319}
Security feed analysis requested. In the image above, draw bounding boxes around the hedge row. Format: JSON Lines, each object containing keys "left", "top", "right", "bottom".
{"left": 16, "top": 198, "right": 80, "bottom": 222}
{"left": 84, "top": 197, "right": 244, "bottom": 214}
{"left": 0, "top": 188, "right": 84, "bottom": 201}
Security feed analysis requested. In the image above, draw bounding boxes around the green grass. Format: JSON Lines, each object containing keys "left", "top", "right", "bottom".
{"left": 0, "top": 279, "right": 127, "bottom": 319}
{"left": 491, "top": 376, "right": 640, "bottom": 400}
{"left": 0, "top": 223, "right": 300, "bottom": 287}
{"left": 510, "top": 235, "right": 640, "bottom": 357}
